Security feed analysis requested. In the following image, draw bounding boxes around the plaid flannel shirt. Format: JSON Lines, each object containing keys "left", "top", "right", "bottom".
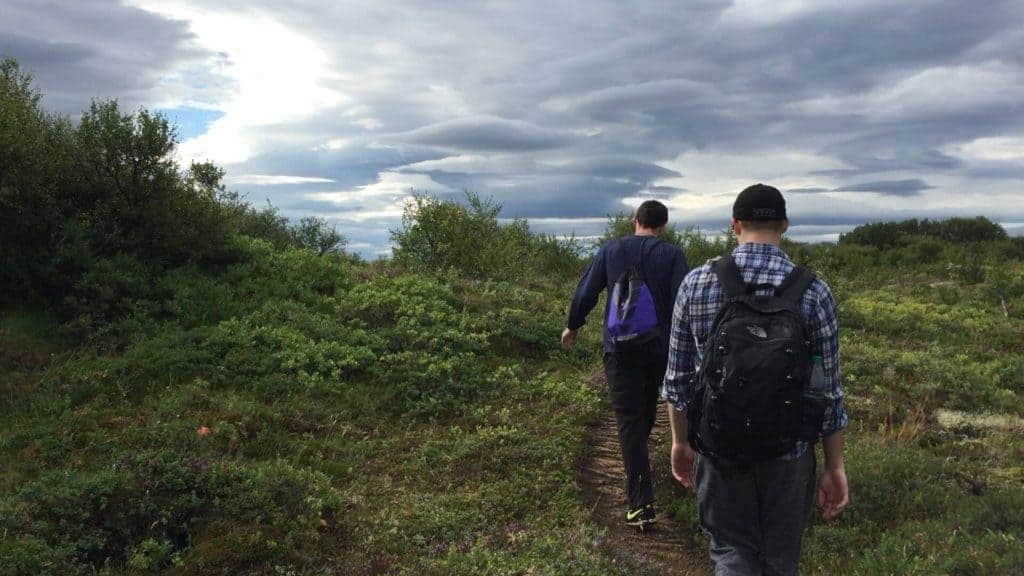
{"left": 662, "top": 242, "right": 848, "bottom": 459}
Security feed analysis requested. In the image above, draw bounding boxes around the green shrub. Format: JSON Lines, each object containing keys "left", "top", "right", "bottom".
{"left": 341, "top": 274, "right": 497, "bottom": 415}
{"left": 46, "top": 326, "right": 216, "bottom": 405}
{"left": 488, "top": 307, "right": 562, "bottom": 358}
{"left": 391, "top": 192, "right": 584, "bottom": 283}
{"left": 985, "top": 263, "right": 1024, "bottom": 310}
{"left": 204, "top": 300, "right": 381, "bottom": 395}
{"left": 223, "top": 236, "right": 351, "bottom": 307}
{"left": 0, "top": 451, "right": 343, "bottom": 575}
{"left": 58, "top": 254, "right": 154, "bottom": 338}
{"left": 898, "top": 237, "right": 946, "bottom": 267}
{"left": 946, "top": 259, "right": 985, "bottom": 285}
{"left": 0, "top": 59, "right": 76, "bottom": 305}
{"left": 840, "top": 217, "right": 1007, "bottom": 249}
{"left": 289, "top": 215, "right": 347, "bottom": 255}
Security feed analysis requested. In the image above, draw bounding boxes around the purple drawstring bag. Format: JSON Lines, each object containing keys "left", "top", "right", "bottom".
{"left": 607, "top": 239, "right": 660, "bottom": 348}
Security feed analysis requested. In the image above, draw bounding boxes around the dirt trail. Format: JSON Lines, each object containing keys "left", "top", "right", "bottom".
{"left": 579, "top": 372, "right": 712, "bottom": 576}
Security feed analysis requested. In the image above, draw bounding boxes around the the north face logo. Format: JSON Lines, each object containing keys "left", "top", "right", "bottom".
{"left": 746, "top": 324, "right": 768, "bottom": 339}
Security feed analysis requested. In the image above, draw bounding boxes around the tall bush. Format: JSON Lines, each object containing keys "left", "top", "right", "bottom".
{"left": 840, "top": 217, "right": 1007, "bottom": 249}
{"left": 391, "top": 191, "right": 583, "bottom": 283}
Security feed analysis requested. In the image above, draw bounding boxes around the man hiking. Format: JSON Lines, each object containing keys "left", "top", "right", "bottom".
{"left": 562, "top": 199, "right": 688, "bottom": 527}
{"left": 664, "top": 184, "right": 849, "bottom": 575}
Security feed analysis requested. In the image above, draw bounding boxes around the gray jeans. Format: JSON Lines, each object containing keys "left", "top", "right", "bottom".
{"left": 695, "top": 449, "right": 817, "bottom": 576}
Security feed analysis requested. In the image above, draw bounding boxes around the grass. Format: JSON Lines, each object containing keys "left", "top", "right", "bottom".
{"left": 797, "top": 259, "right": 1023, "bottom": 575}
{"left": 2, "top": 237, "right": 1023, "bottom": 574}
{"left": 0, "top": 244, "right": 621, "bottom": 575}
{"left": 657, "top": 251, "right": 1024, "bottom": 576}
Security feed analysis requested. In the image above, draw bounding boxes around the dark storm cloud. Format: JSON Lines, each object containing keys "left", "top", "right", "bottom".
{"left": 786, "top": 180, "right": 936, "bottom": 197}
{"left": 812, "top": 149, "right": 963, "bottom": 178}
{"left": 481, "top": 174, "right": 640, "bottom": 219}
{"left": 0, "top": 0, "right": 218, "bottom": 115}
{"left": 833, "top": 179, "right": 934, "bottom": 196}
{"left": 551, "top": 158, "right": 681, "bottom": 182}
{"left": 557, "top": 79, "right": 719, "bottom": 123}
{"left": 960, "top": 160, "right": 1024, "bottom": 180}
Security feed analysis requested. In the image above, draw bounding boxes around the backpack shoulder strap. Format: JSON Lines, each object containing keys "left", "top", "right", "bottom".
{"left": 775, "top": 266, "right": 815, "bottom": 304}
{"left": 712, "top": 255, "right": 747, "bottom": 299}
{"left": 634, "top": 236, "right": 662, "bottom": 278}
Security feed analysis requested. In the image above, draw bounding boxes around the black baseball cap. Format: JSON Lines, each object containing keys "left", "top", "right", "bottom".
{"left": 733, "top": 183, "right": 787, "bottom": 221}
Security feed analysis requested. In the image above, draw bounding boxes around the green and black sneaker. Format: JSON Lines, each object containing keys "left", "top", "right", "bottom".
{"left": 624, "top": 503, "right": 656, "bottom": 527}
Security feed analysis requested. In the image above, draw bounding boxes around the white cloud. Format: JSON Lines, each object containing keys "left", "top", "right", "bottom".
{"left": 791, "top": 62, "right": 1024, "bottom": 121}
{"left": 22, "top": 0, "right": 1019, "bottom": 254}
{"left": 305, "top": 171, "right": 452, "bottom": 222}
{"left": 945, "top": 136, "right": 1024, "bottom": 162}
{"left": 719, "top": 0, "right": 887, "bottom": 26}
{"left": 130, "top": 2, "right": 345, "bottom": 165}
{"left": 227, "top": 174, "right": 335, "bottom": 186}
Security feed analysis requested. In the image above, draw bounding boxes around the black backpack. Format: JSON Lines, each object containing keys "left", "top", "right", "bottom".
{"left": 687, "top": 255, "right": 816, "bottom": 465}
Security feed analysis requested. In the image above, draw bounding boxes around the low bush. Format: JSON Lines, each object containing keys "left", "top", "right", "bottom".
{"left": 0, "top": 451, "right": 343, "bottom": 576}
{"left": 204, "top": 301, "right": 380, "bottom": 395}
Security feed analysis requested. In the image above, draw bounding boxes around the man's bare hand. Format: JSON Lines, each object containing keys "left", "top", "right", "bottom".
{"left": 560, "top": 328, "right": 577, "bottom": 351}
{"left": 671, "top": 442, "right": 696, "bottom": 488}
{"left": 817, "top": 466, "right": 849, "bottom": 521}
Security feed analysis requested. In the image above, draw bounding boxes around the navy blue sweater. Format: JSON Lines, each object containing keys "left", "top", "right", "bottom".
{"left": 567, "top": 235, "right": 688, "bottom": 353}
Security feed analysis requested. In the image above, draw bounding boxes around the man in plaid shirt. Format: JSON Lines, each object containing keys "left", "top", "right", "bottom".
{"left": 664, "top": 184, "right": 849, "bottom": 575}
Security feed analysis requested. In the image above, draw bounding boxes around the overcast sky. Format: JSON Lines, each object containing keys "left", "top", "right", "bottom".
{"left": 4, "top": 0, "right": 1024, "bottom": 255}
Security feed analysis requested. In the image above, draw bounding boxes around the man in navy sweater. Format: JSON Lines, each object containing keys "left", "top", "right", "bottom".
{"left": 562, "top": 200, "right": 688, "bottom": 526}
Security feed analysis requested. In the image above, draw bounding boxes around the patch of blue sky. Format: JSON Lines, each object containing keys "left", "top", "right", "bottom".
{"left": 156, "top": 106, "right": 225, "bottom": 140}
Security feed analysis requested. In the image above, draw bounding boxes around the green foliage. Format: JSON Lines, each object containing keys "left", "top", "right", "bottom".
{"left": 341, "top": 274, "right": 499, "bottom": 415}
{"left": 392, "top": 192, "right": 584, "bottom": 284}
{"left": 205, "top": 300, "right": 380, "bottom": 395}
{"left": 840, "top": 216, "right": 1007, "bottom": 249}
{"left": 0, "top": 232, "right": 618, "bottom": 573}
{"left": 0, "top": 451, "right": 343, "bottom": 575}
{"left": 58, "top": 254, "right": 155, "bottom": 339}
{"left": 5, "top": 55, "right": 1024, "bottom": 575}
{"left": 68, "top": 100, "right": 234, "bottom": 269}
{"left": 289, "top": 216, "right": 346, "bottom": 255}
{"left": 221, "top": 235, "right": 351, "bottom": 306}
{"left": 0, "top": 58, "right": 349, "bottom": 324}
{"left": 0, "top": 59, "right": 75, "bottom": 305}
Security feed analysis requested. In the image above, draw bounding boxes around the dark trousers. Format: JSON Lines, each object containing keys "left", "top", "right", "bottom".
{"left": 695, "top": 449, "right": 817, "bottom": 576}
{"left": 603, "top": 346, "right": 667, "bottom": 509}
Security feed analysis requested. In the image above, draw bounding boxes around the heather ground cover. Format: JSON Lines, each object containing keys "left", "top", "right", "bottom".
{"left": 3, "top": 57, "right": 1022, "bottom": 574}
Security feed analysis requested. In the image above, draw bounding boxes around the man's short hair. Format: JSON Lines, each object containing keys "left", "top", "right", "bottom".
{"left": 635, "top": 200, "right": 669, "bottom": 229}
{"left": 738, "top": 219, "right": 787, "bottom": 233}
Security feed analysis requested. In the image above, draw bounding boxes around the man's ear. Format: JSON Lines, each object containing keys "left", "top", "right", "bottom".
{"left": 731, "top": 218, "right": 742, "bottom": 236}
{"left": 781, "top": 219, "right": 790, "bottom": 235}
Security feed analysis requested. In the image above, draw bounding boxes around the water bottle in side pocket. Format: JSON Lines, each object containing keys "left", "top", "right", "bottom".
{"left": 799, "top": 354, "right": 828, "bottom": 441}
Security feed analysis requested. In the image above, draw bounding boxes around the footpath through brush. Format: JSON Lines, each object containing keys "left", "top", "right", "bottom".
{"left": 578, "top": 371, "right": 712, "bottom": 576}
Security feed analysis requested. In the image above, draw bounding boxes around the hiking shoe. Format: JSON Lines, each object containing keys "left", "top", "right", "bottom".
{"left": 624, "top": 503, "right": 656, "bottom": 527}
